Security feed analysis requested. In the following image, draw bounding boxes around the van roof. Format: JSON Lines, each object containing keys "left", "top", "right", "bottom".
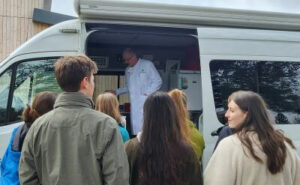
{"left": 75, "top": 0, "right": 300, "bottom": 31}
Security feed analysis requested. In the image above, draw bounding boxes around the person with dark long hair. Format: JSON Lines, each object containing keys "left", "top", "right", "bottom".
{"left": 125, "top": 92, "right": 202, "bottom": 185}
{"left": 0, "top": 91, "right": 57, "bottom": 185}
{"left": 204, "top": 90, "right": 300, "bottom": 185}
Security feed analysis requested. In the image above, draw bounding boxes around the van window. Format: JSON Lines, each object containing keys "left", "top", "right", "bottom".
{"left": 8, "top": 59, "right": 61, "bottom": 122}
{"left": 210, "top": 60, "right": 300, "bottom": 125}
{"left": 0, "top": 69, "right": 12, "bottom": 124}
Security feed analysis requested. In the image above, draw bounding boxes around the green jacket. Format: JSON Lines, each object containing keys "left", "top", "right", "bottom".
{"left": 19, "top": 92, "right": 129, "bottom": 185}
{"left": 188, "top": 120, "right": 205, "bottom": 161}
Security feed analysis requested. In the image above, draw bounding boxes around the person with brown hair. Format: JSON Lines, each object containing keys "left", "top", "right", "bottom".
{"left": 168, "top": 89, "right": 205, "bottom": 161}
{"left": 0, "top": 91, "right": 57, "bottom": 185}
{"left": 95, "top": 92, "right": 130, "bottom": 142}
{"left": 19, "top": 54, "right": 129, "bottom": 185}
{"left": 125, "top": 92, "right": 202, "bottom": 185}
{"left": 204, "top": 90, "right": 300, "bottom": 185}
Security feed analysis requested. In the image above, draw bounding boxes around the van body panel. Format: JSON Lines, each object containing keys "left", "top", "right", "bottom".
{"left": 198, "top": 28, "right": 300, "bottom": 166}
{"left": 197, "top": 28, "right": 300, "bottom": 57}
{"left": 75, "top": 0, "right": 300, "bottom": 31}
{"left": 0, "top": 20, "right": 81, "bottom": 68}
{"left": 0, "top": 52, "right": 79, "bottom": 74}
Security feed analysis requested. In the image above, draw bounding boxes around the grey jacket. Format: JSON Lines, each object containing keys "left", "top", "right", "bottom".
{"left": 19, "top": 92, "right": 129, "bottom": 185}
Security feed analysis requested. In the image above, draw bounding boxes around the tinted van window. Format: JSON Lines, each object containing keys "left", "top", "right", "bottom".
{"left": 210, "top": 60, "right": 300, "bottom": 124}
{"left": 8, "top": 59, "right": 61, "bottom": 123}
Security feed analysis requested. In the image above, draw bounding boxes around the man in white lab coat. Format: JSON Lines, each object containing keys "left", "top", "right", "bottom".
{"left": 116, "top": 48, "right": 162, "bottom": 135}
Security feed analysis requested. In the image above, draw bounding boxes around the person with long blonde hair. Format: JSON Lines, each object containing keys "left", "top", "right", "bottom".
{"left": 96, "top": 92, "right": 130, "bottom": 142}
{"left": 168, "top": 89, "right": 205, "bottom": 161}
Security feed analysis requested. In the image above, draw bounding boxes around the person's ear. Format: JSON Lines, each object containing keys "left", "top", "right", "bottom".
{"left": 80, "top": 77, "right": 89, "bottom": 90}
{"left": 243, "top": 111, "right": 248, "bottom": 120}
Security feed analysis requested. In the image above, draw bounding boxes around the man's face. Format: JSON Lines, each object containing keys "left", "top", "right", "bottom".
{"left": 86, "top": 74, "right": 95, "bottom": 97}
{"left": 123, "top": 52, "right": 135, "bottom": 66}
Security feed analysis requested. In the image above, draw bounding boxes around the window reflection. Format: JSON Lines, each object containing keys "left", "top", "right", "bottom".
{"left": 210, "top": 60, "right": 300, "bottom": 124}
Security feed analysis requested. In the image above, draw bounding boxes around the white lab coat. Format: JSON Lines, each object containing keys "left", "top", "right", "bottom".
{"left": 116, "top": 59, "right": 162, "bottom": 135}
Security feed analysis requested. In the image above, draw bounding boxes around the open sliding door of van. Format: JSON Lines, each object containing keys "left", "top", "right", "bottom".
{"left": 197, "top": 27, "right": 300, "bottom": 166}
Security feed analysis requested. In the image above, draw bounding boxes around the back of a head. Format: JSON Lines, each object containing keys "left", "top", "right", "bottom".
{"left": 229, "top": 90, "right": 295, "bottom": 174}
{"left": 142, "top": 91, "right": 182, "bottom": 144}
{"left": 22, "top": 91, "right": 57, "bottom": 128}
{"left": 95, "top": 92, "right": 121, "bottom": 123}
{"left": 141, "top": 92, "right": 195, "bottom": 185}
{"left": 168, "top": 89, "right": 188, "bottom": 118}
{"left": 55, "top": 54, "right": 98, "bottom": 92}
{"left": 168, "top": 89, "right": 190, "bottom": 140}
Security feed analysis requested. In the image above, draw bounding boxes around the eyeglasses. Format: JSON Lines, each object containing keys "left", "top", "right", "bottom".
{"left": 123, "top": 55, "right": 134, "bottom": 62}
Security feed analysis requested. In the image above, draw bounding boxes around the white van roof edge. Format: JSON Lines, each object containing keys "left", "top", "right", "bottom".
{"left": 76, "top": 0, "right": 300, "bottom": 31}
{"left": 0, "top": 19, "right": 80, "bottom": 69}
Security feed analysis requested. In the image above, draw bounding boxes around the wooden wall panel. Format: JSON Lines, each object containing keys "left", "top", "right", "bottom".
{"left": 3, "top": 0, "right": 7, "bottom": 16}
{"left": 93, "top": 76, "right": 118, "bottom": 101}
{"left": 2, "top": 16, "right": 7, "bottom": 59}
{"left": 0, "top": 0, "right": 3, "bottom": 17}
{"left": 0, "top": 0, "right": 50, "bottom": 62}
{"left": 119, "top": 76, "right": 129, "bottom": 105}
{"left": 93, "top": 75, "right": 130, "bottom": 105}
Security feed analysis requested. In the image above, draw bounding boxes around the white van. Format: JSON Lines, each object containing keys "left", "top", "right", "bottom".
{"left": 0, "top": 0, "right": 300, "bottom": 167}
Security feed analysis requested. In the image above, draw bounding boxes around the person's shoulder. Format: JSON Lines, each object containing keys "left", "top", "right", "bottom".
{"left": 188, "top": 122, "right": 204, "bottom": 143}
{"left": 82, "top": 108, "right": 114, "bottom": 122}
{"left": 139, "top": 58, "right": 154, "bottom": 66}
{"left": 29, "top": 110, "right": 53, "bottom": 129}
{"left": 125, "top": 138, "right": 140, "bottom": 153}
{"left": 125, "top": 137, "right": 139, "bottom": 146}
{"left": 188, "top": 121, "right": 201, "bottom": 135}
{"left": 221, "top": 134, "right": 240, "bottom": 143}
{"left": 178, "top": 141, "right": 199, "bottom": 163}
{"left": 285, "top": 141, "right": 299, "bottom": 159}
{"left": 89, "top": 110, "right": 119, "bottom": 128}
{"left": 216, "top": 134, "right": 242, "bottom": 152}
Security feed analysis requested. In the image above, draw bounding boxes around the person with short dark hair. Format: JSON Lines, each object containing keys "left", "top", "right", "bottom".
{"left": 125, "top": 92, "right": 202, "bottom": 185}
{"left": 204, "top": 90, "right": 300, "bottom": 185}
{"left": 0, "top": 91, "right": 57, "bottom": 185}
{"left": 19, "top": 55, "right": 129, "bottom": 185}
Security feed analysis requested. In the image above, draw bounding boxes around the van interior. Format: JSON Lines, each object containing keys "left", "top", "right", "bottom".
{"left": 85, "top": 24, "right": 202, "bottom": 134}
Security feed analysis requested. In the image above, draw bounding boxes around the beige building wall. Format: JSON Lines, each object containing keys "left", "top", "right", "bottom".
{"left": 0, "top": 0, "right": 49, "bottom": 61}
